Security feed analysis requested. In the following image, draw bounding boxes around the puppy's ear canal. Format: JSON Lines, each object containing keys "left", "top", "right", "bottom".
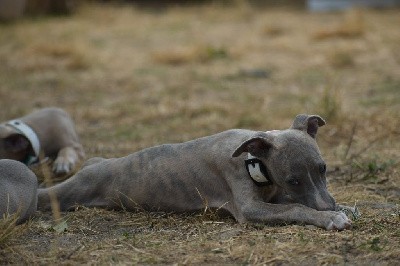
{"left": 232, "top": 132, "right": 274, "bottom": 158}
{"left": 290, "top": 114, "right": 326, "bottom": 138}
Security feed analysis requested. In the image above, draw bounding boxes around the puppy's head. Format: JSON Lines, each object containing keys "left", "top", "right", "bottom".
{"left": 232, "top": 114, "right": 336, "bottom": 211}
{"left": 0, "top": 124, "right": 31, "bottom": 161}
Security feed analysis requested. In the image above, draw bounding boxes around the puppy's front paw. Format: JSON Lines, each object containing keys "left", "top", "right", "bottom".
{"left": 52, "top": 156, "right": 75, "bottom": 176}
{"left": 52, "top": 147, "right": 81, "bottom": 176}
{"left": 324, "top": 211, "right": 352, "bottom": 231}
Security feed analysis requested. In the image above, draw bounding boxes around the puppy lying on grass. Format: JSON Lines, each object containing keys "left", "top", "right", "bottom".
{"left": 39, "top": 114, "right": 353, "bottom": 230}
{"left": 0, "top": 107, "right": 84, "bottom": 176}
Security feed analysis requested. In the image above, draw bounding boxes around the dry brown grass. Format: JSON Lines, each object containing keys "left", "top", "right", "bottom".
{"left": 152, "top": 45, "right": 230, "bottom": 65}
{"left": 0, "top": 1, "right": 399, "bottom": 264}
{"left": 327, "top": 49, "right": 355, "bottom": 68}
{"left": 313, "top": 8, "right": 365, "bottom": 40}
{"left": 0, "top": 214, "right": 20, "bottom": 247}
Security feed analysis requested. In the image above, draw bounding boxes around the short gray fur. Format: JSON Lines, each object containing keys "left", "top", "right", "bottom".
{"left": 38, "top": 114, "right": 352, "bottom": 230}
{"left": 0, "top": 159, "right": 37, "bottom": 224}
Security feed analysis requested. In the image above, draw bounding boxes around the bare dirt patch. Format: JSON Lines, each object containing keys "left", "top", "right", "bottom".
{"left": 0, "top": 2, "right": 399, "bottom": 264}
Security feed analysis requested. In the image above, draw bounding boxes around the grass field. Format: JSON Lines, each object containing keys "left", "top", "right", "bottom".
{"left": 0, "top": 1, "right": 399, "bottom": 264}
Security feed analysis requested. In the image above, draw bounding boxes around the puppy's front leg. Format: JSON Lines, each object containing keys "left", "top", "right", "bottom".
{"left": 240, "top": 201, "right": 352, "bottom": 231}
{"left": 52, "top": 146, "right": 83, "bottom": 175}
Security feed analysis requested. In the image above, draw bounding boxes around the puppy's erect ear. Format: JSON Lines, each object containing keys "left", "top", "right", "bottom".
{"left": 290, "top": 114, "right": 326, "bottom": 138}
{"left": 4, "top": 134, "right": 30, "bottom": 153}
{"left": 232, "top": 132, "right": 274, "bottom": 158}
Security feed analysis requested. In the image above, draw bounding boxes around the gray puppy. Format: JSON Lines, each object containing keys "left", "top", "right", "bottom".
{"left": 0, "top": 108, "right": 85, "bottom": 176}
{"left": 38, "top": 114, "right": 352, "bottom": 230}
{"left": 0, "top": 159, "right": 37, "bottom": 224}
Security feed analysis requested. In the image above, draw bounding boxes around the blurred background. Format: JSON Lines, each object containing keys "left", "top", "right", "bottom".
{"left": 1, "top": 0, "right": 399, "bottom": 158}
{"left": 0, "top": 0, "right": 399, "bottom": 264}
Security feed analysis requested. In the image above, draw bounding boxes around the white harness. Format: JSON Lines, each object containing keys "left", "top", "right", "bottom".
{"left": 6, "top": 120, "right": 41, "bottom": 164}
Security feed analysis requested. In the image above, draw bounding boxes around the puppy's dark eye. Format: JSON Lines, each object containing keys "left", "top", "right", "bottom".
{"left": 287, "top": 178, "right": 300, "bottom": 186}
{"left": 319, "top": 163, "right": 327, "bottom": 174}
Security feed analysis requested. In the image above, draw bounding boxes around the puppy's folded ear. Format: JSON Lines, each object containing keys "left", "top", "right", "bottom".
{"left": 290, "top": 114, "right": 326, "bottom": 138}
{"left": 232, "top": 132, "right": 275, "bottom": 158}
{"left": 4, "top": 134, "right": 30, "bottom": 153}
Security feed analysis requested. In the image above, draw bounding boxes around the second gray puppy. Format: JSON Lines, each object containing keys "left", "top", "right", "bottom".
{"left": 0, "top": 108, "right": 85, "bottom": 176}
{"left": 0, "top": 159, "right": 37, "bottom": 224}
